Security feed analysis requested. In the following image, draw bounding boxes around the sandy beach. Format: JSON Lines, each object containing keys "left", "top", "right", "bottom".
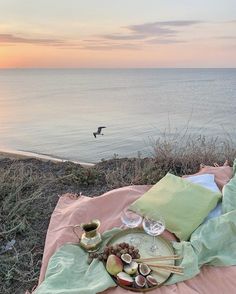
{"left": 0, "top": 149, "right": 94, "bottom": 167}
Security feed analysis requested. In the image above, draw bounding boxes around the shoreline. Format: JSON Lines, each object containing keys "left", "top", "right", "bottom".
{"left": 0, "top": 148, "right": 95, "bottom": 167}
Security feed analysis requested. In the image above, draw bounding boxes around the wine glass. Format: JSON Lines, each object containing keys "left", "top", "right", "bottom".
{"left": 142, "top": 213, "right": 165, "bottom": 255}
{"left": 120, "top": 209, "right": 142, "bottom": 245}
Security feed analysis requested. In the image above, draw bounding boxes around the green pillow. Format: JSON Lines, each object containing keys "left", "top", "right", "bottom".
{"left": 129, "top": 173, "right": 221, "bottom": 240}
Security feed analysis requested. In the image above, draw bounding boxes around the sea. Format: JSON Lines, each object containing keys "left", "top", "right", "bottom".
{"left": 0, "top": 68, "right": 235, "bottom": 163}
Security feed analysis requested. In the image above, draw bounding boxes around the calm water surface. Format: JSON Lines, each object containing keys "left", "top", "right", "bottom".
{"left": 0, "top": 69, "right": 235, "bottom": 163}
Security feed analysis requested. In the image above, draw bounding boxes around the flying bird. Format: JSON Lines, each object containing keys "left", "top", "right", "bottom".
{"left": 93, "top": 126, "right": 106, "bottom": 138}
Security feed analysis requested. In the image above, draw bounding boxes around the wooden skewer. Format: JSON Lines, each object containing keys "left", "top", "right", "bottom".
{"left": 147, "top": 263, "right": 184, "bottom": 270}
{"left": 151, "top": 267, "right": 184, "bottom": 276}
{"left": 152, "top": 268, "right": 184, "bottom": 276}
{"left": 134, "top": 255, "right": 182, "bottom": 262}
{"left": 148, "top": 263, "right": 184, "bottom": 275}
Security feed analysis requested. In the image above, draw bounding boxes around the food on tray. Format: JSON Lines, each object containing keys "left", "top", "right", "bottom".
{"left": 121, "top": 253, "right": 132, "bottom": 264}
{"left": 88, "top": 242, "right": 141, "bottom": 263}
{"left": 106, "top": 254, "right": 123, "bottom": 275}
{"left": 146, "top": 275, "right": 158, "bottom": 287}
{"left": 88, "top": 242, "right": 160, "bottom": 289}
{"left": 138, "top": 263, "right": 151, "bottom": 276}
{"left": 123, "top": 261, "right": 138, "bottom": 275}
{"left": 134, "top": 275, "right": 147, "bottom": 288}
{"left": 117, "top": 272, "right": 133, "bottom": 286}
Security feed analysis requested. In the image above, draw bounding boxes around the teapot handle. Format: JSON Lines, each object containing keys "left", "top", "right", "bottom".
{"left": 72, "top": 224, "right": 82, "bottom": 241}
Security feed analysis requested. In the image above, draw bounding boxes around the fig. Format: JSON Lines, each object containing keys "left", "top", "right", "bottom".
{"left": 134, "top": 275, "right": 146, "bottom": 288}
{"left": 139, "top": 263, "right": 151, "bottom": 276}
{"left": 117, "top": 272, "right": 134, "bottom": 286}
{"left": 124, "top": 261, "right": 138, "bottom": 275}
{"left": 121, "top": 253, "right": 132, "bottom": 264}
{"left": 146, "top": 275, "right": 158, "bottom": 287}
{"left": 106, "top": 254, "right": 123, "bottom": 276}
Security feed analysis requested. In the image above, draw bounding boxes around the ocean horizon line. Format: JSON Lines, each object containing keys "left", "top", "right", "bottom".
{"left": 1, "top": 67, "right": 236, "bottom": 70}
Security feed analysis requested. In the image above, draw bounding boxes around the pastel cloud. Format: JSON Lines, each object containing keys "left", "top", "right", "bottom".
{"left": 126, "top": 20, "right": 202, "bottom": 35}
{"left": 81, "top": 43, "right": 140, "bottom": 51}
{"left": 147, "top": 38, "right": 186, "bottom": 44}
{"left": 98, "top": 20, "right": 203, "bottom": 45}
{"left": 0, "top": 33, "right": 65, "bottom": 45}
{"left": 1, "top": 19, "right": 235, "bottom": 53}
{"left": 99, "top": 34, "right": 146, "bottom": 40}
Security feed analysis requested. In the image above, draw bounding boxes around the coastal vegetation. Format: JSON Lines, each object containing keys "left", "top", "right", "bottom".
{"left": 1, "top": 135, "right": 236, "bottom": 294}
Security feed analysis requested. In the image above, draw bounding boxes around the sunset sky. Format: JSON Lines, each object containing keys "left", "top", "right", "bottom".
{"left": 0, "top": 0, "right": 235, "bottom": 68}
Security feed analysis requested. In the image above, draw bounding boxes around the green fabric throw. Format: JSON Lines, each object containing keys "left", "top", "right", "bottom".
{"left": 35, "top": 229, "right": 118, "bottom": 294}
{"left": 166, "top": 159, "right": 236, "bottom": 284}
{"left": 36, "top": 160, "right": 236, "bottom": 293}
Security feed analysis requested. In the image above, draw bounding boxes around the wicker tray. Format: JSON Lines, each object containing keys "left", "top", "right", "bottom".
{"left": 106, "top": 228, "right": 175, "bottom": 292}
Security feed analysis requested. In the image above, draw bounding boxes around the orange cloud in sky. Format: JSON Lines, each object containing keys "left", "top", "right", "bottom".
{"left": 0, "top": 40, "right": 234, "bottom": 68}
{"left": 0, "top": 20, "right": 235, "bottom": 68}
{"left": 0, "top": 0, "right": 235, "bottom": 68}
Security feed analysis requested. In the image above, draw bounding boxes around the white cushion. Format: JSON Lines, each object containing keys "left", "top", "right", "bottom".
{"left": 185, "top": 174, "right": 222, "bottom": 222}
{"left": 185, "top": 173, "right": 220, "bottom": 193}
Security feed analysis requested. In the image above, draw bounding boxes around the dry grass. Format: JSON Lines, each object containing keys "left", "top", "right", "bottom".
{"left": 152, "top": 133, "right": 236, "bottom": 174}
{"left": 0, "top": 134, "right": 236, "bottom": 293}
{"left": 97, "top": 135, "right": 236, "bottom": 189}
{"left": 0, "top": 159, "right": 104, "bottom": 294}
{"left": 0, "top": 163, "right": 46, "bottom": 293}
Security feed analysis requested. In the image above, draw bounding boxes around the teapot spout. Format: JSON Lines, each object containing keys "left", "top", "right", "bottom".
{"left": 92, "top": 219, "right": 100, "bottom": 229}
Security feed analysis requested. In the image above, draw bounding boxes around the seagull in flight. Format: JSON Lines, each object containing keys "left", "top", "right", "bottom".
{"left": 93, "top": 126, "right": 106, "bottom": 138}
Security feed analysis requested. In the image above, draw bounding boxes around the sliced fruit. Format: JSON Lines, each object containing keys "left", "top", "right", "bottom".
{"left": 146, "top": 275, "right": 158, "bottom": 287}
{"left": 117, "top": 272, "right": 134, "bottom": 286}
{"left": 134, "top": 275, "right": 146, "bottom": 288}
{"left": 121, "top": 253, "right": 132, "bottom": 264}
{"left": 139, "top": 263, "right": 151, "bottom": 276}
{"left": 124, "top": 261, "right": 138, "bottom": 275}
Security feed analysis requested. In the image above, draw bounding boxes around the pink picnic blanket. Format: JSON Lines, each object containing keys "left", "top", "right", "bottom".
{"left": 36, "top": 185, "right": 236, "bottom": 294}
